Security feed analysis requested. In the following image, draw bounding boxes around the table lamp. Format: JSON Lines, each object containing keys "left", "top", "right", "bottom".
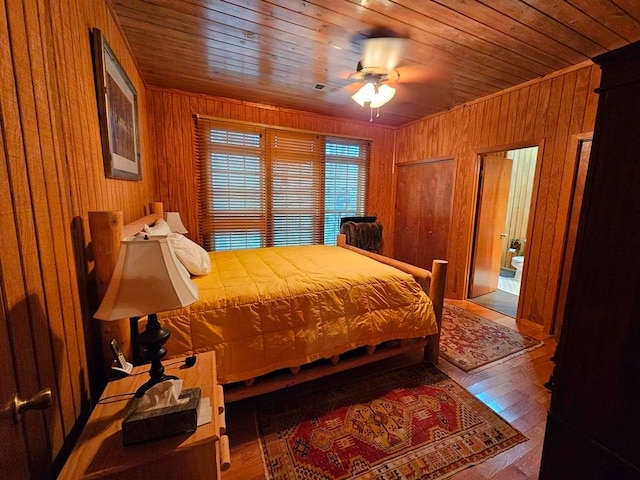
{"left": 94, "top": 236, "right": 198, "bottom": 397}
{"left": 164, "top": 212, "right": 188, "bottom": 234}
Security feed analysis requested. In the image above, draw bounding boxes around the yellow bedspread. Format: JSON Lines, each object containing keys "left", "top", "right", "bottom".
{"left": 159, "top": 245, "right": 437, "bottom": 384}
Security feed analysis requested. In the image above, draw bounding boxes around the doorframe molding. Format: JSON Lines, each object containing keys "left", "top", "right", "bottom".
{"left": 473, "top": 139, "right": 544, "bottom": 156}
{"left": 549, "top": 132, "right": 593, "bottom": 336}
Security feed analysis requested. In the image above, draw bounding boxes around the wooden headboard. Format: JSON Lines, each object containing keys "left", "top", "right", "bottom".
{"left": 88, "top": 202, "right": 164, "bottom": 366}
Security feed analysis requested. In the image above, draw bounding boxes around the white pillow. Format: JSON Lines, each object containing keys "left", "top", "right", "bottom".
{"left": 144, "top": 218, "right": 172, "bottom": 236}
{"left": 167, "top": 233, "right": 211, "bottom": 276}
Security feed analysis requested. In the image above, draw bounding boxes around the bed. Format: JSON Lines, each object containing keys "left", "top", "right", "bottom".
{"left": 89, "top": 203, "right": 447, "bottom": 401}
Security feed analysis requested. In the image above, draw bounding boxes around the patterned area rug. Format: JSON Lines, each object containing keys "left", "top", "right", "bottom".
{"left": 440, "top": 303, "right": 543, "bottom": 372}
{"left": 256, "top": 363, "right": 526, "bottom": 480}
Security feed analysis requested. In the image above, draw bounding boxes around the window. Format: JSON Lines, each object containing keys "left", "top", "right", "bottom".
{"left": 267, "top": 130, "right": 323, "bottom": 246}
{"left": 195, "top": 117, "right": 370, "bottom": 251}
{"left": 323, "top": 139, "right": 369, "bottom": 245}
{"left": 197, "top": 123, "right": 266, "bottom": 250}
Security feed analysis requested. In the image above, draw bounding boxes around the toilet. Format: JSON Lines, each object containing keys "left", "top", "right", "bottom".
{"left": 511, "top": 256, "right": 524, "bottom": 281}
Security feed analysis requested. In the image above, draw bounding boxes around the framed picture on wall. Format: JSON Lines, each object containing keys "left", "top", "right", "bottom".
{"left": 91, "top": 27, "right": 141, "bottom": 180}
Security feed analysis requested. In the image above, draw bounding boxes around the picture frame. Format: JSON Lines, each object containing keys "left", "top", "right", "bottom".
{"left": 91, "top": 28, "right": 141, "bottom": 180}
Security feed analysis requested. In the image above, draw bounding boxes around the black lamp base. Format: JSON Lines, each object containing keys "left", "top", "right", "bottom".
{"left": 134, "top": 313, "right": 176, "bottom": 398}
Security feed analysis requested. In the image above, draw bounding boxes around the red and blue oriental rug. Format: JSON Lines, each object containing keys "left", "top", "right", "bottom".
{"left": 439, "top": 303, "right": 544, "bottom": 372}
{"left": 255, "top": 363, "right": 526, "bottom": 479}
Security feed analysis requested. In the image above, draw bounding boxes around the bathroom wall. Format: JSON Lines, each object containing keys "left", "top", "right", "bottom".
{"left": 501, "top": 146, "right": 538, "bottom": 269}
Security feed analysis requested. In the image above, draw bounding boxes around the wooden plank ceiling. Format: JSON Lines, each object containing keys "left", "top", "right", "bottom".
{"left": 110, "top": 0, "right": 640, "bottom": 127}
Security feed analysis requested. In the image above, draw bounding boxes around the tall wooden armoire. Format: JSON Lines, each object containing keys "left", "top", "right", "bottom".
{"left": 539, "top": 42, "right": 640, "bottom": 478}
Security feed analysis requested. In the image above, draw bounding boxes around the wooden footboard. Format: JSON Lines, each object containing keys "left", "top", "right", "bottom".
{"left": 88, "top": 203, "right": 448, "bottom": 400}
{"left": 337, "top": 234, "right": 447, "bottom": 364}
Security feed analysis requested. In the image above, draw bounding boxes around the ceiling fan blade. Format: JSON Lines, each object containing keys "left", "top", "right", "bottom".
{"left": 396, "top": 63, "right": 446, "bottom": 84}
{"left": 361, "top": 37, "right": 406, "bottom": 72}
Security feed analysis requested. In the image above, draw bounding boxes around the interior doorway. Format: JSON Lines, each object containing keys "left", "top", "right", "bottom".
{"left": 468, "top": 146, "right": 538, "bottom": 317}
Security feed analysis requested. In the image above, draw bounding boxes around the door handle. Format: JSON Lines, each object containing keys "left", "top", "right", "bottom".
{"left": 500, "top": 233, "right": 507, "bottom": 237}
{"left": 12, "top": 388, "right": 52, "bottom": 423}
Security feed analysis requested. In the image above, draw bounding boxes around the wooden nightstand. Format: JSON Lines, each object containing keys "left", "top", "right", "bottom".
{"left": 58, "top": 351, "right": 229, "bottom": 479}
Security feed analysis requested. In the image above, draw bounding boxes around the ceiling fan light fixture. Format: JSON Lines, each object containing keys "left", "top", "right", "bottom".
{"left": 351, "top": 82, "right": 396, "bottom": 108}
{"left": 370, "top": 83, "right": 396, "bottom": 108}
{"left": 351, "top": 82, "right": 375, "bottom": 106}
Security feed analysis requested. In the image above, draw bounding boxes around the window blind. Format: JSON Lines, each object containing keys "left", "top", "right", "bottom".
{"left": 196, "top": 120, "right": 266, "bottom": 251}
{"left": 267, "top": 130, "right": 323, "bottom": 246}
{"left": 195, "top": 116, "right": 370, "bottom": 250}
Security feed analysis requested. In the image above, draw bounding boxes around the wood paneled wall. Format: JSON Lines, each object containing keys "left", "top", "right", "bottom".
{"left": 145, "top": 88, "right": 397, "bottom": 255}
{"left": 0, "top": 0, "right": 151, "bottom": 475}
{"left": 395, "top": 63, "right": 600, "bottom": 332}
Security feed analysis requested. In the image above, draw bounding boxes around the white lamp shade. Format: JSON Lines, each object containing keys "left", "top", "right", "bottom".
{"left": 351, "top": 82, "right": 396, "bottom": 108}
{"left": 369, "top": 84, "right": 396, "bottom": 108}
{"left": 164, "top": 211, "right": 188, "bottom": 234}
{"left": 94, "top": 237, "right": 198, "bottom": 320}
{"left": 351, "top": 82, "right": 375, "bottom": 107}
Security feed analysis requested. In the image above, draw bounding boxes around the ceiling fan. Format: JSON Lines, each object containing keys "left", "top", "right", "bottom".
{"left": 348, "top": 36, "right": 406, "bottom": 110}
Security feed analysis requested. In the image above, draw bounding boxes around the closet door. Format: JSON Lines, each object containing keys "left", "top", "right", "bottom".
{"left": 393, "top": 158, "right": 455, "bottom": 270}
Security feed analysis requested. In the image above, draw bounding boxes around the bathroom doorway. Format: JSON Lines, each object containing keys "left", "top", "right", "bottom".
{"left": 468, "top": 146, "right": 538, "bottom": 317}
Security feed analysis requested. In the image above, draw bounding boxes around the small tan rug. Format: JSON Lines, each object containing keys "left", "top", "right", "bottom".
{"left": 256, "top": 363, "right": 526, "bottom": 479}
{"left": 440, "top": 303, "right": 543, "bottom": 372}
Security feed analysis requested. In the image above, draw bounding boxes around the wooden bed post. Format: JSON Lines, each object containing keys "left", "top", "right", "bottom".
{"left": 338, "top": 233, "right": 448, "bottom": 365}
{"left": 88, "top": 210, "right": 132, "bottom": 370}
{"left": 424, "top": 259, "right": 447, "bottom": 364}
{"left": 148, "top": 202, "right": 163, "bottom": 216}
{"left": 89, "top": 203, "right": 164, "bottom": 370}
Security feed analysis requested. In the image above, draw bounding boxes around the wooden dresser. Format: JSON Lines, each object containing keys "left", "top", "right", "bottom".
{"left": 58, "top": 351, "right": 229, "bottom": 479}
{"left": 539, "top": 41, "right": 640, "bottom": 479}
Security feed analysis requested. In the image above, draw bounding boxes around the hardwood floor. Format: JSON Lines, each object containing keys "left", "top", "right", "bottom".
{"left": 221, "top": 299, "right": 557, "bottom": 480}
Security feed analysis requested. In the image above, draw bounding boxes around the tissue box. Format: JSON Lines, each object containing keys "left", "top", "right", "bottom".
{"left": 122, "top": 387, "right": 201, "bottom": 445}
